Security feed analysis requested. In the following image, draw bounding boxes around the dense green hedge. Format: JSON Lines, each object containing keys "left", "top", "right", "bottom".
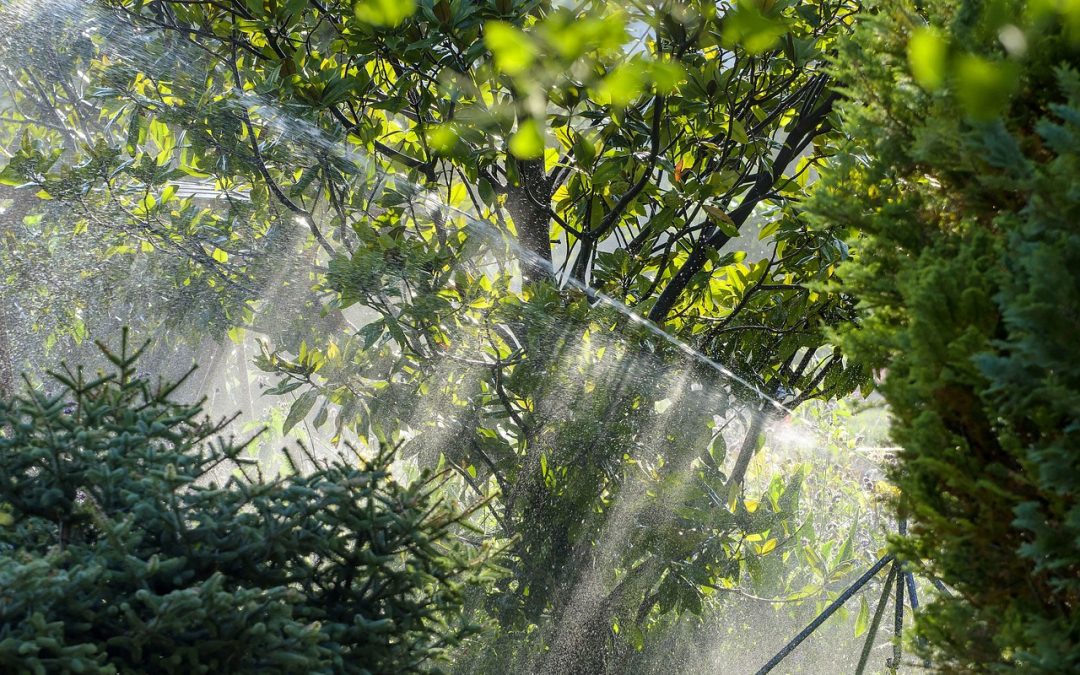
{"left": 0, "top": 335, "right": 476, "bottom": 674}
{"left": 811, "top": 1, "right": 1080, "bottom": 671}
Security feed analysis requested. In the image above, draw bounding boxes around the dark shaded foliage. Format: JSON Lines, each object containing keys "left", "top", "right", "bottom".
{"left": 811, "top": 1, "right": 1080, "bottom": 670}
{"left": 0, "top": 334, "right": 476, "bottom": 674}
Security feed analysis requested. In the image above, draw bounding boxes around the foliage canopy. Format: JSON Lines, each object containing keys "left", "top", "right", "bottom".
{"left": 0, "top": 0, "right": 897, "bottom": 671}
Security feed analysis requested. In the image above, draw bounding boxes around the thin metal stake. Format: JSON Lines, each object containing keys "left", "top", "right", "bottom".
{"left": 891, "top": 559, "right": 905, "bottom": 671}
{"left": 753, "top": 555, "right": 894, "bottom": 675}
{"left": 905, "top": 572, "right": 919, "bottom": 610}
{"left": 907, "top": 571, "right": 931, "bottom": 668}
{"left": 855, "top": 565, "right": 897, "bottom": 675}
{"left": 891, "top": 518, "right": 907, "bottom": 672}
{"left": 930, "top": 577, "right": 953, "bottom": 598}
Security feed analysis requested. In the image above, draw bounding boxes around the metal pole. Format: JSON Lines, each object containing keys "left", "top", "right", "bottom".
{"left": 855, "top": 565, "right": 898, "bottom": 675}
{"left": 890, "top": 517, "right": 907, "bottom": 672}
{"left": 753, "top": 555, "right": 894, "bottom": 675}
{"left": 907, "top": 571, "right": 933, "bottom": 668}
{"left": 905, "top": 572, "right": 919, "bottom": 610}
{"left": 891, "top": 559, "right": 904, "bottom": 671}
{"left": 929, "top": 577, "right": 953, "bottom": 598}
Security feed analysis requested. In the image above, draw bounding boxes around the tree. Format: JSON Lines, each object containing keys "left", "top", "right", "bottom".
{"left": 0, "top": 0, "right": 878, "bottom": 669}
{"left": 0, "top": 333, "right": 479, "bottom": 673}
{"left": 75, "top": 0, "right": 867, "bottom": 392}
{"left": 809, "top": 1, "right": 1080, "bottom": 670}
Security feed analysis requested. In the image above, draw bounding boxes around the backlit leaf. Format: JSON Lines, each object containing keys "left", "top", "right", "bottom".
{"left": 908, "top": 27, "right": 948, "bottom": 91}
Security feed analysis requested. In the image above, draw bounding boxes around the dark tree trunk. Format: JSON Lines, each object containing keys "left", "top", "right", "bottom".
{"left": 0, "top": 186, "right": 36, "bottom": 399}
{"left": 505, "top": 158, "right": 553, "bottom": 284}
{"left": 726, "top": 407, "right": 767, "bottom": 491}
{"left": 0, "top": 299, "right": 13, "bottom": 400}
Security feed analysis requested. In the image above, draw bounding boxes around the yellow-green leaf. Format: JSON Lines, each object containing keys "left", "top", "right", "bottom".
{"left": 954, "top": 54, "right": 1019, "bottom": 120}
{"left": 650, "top": 61, "right": 686, "bottom": 94}
{"left": 704, "top": 204, "right": 739, "bottom": 238}
{"left": 722, "top": 0, "right": 790, "bottom": 55}
{"left": 426, "top": 124, "right": 459, "bottom": 152}
{"left": 854, "top": 595, "right": 870, "bottom": 636}
{"left": 729, "top": 118, "right": 749, "bottom": 144}
{"left": 597, "top": 64, "right": 645, "bottom": 107}
{"left": 485, "top": 21, "right": 535, "bottom": 75}
{"left": 908, "top": 27, "right": 948, "bottom": 91}
{"left": 509, "top": 118, "right": 544, "bottom": 159}
{"left": 754, "top": 538, "right": 777, "bottom": 555}
{"left": 354, "top": 0, "right": 415, "bottom": 27}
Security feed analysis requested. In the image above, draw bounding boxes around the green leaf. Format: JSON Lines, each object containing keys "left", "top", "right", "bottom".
{"left": 592, "top": 158, "right": 623, "bottom": 186}
{"left": 485, "top": 21, "right": 535, "bottom": 75}
{"left": 573, "top": 133, "right": 597, "bottom": 168}
{"left": 722, "top": 0, "right": 790, "bottom": 55}
{"left": 854, "top": 595, "right": 870, "bottom": 637}
{"left": 908, "top": 27, "right": 948, "bottom": 91}
{"left": 0, "top": 164, "right": 24, "bottom": 186}
{"left": 284, "top": 389, "right": 319, "bottom": 434}
{"left": 509, "top": 118, "right": 545, "bottom": 159}
{"left": 354, "top": 0, "right": 416, "bottom": 27}
{"left": 954, "top": 54, "right": 1019, "bottom": 120}
{"left": 837, "top": 514, "right": 858, "bottom": 564}
{"left": 358, "top": 320, "right": 386, "bottom": 349}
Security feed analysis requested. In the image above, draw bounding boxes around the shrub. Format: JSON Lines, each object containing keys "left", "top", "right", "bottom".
{"left": 0, "top": 333, "right": 477, "bottom": 674}
{"left": 810, "top": 1, "right": 1080, "bottom": 671}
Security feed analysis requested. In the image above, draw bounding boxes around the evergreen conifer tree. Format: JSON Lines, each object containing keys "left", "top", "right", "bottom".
{"left": 810, "top": 1, "right": 1080, "bottom": 670}
{"left": 0, "top": 332, "right": 477, "bottom": 674}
